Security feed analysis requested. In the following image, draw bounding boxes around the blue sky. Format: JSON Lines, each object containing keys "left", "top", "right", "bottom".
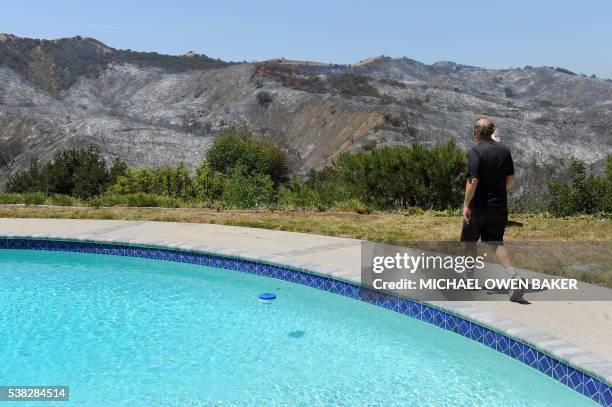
{"left": 2, "top": 0, "right": 611, "bottom": 78}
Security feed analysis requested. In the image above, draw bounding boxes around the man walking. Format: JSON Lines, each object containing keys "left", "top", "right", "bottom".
{"left": 461, "top": 116, "right": 524, "bottom": 302}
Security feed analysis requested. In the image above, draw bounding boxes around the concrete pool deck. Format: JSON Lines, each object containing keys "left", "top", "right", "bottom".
{"left": 1, "top": 218, "right": 611, "bottom": 385}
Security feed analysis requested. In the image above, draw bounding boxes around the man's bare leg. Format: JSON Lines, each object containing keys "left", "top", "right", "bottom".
{"left": 495, "top": 245, "right": 512, "bottom": 268}
{"left": 495, "top": 244, "right": 524, "bottom": 301}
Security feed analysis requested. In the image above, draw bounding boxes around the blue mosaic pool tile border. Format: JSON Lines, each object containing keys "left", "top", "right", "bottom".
{"left": 1, "top": 237, "right": 610, "bottom": 406}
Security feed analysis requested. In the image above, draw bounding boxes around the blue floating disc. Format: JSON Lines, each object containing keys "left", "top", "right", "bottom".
{"left": 258, "top": 293, "right": 276, "bottom": 303}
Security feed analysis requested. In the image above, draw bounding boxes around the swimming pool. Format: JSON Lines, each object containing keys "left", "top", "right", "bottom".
{"left": 0, "top": 246, "right": 603, "bottom": 405}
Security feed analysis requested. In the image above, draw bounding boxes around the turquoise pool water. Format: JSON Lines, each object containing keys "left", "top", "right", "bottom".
{"left": 0, "top": 249, "right": 593, "bottom": 406}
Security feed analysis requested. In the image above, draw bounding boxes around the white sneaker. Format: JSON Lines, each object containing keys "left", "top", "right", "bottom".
{"left": 505, "top": 267, "right": 525, "bottom": 302}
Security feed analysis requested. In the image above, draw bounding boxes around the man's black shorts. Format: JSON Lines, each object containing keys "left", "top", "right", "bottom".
{"left": 460, "top": 206, "right": 508, "bottom": 244}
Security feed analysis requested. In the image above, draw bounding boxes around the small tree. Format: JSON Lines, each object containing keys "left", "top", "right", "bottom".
{"left": 41, "top": 146, "right": 109, "bottom": 197}
{"left": 71, "top": 149, "right": 111, "bottom": 198}
{"left": 4, "top": 159, "right": 43, "bottom": 193}
{"left": 205, "top": 127, "right": 289, "bottom": 186}
{"left": 256, "top": 91, "right": 272, "bottom": 106}
{"left": 4, "top": 146, "right": 125, "bottom": 198}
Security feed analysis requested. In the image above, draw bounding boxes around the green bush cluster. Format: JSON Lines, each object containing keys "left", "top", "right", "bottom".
{"left": 548, "top": 158, "right": 611, "bottom": 216}
{"left": 221, "top": 167, "right": 275, "bottom": 208}
{"left": 5, "top": 146, "right": 127, "bottom": 199}
{"left": 108, "top": 165, "right": 193, "bottom": 198}
{"left": 99, "top": 128, "right": 287, "bottom": 208}
{"left": 306, "top": 141, "right": 466, "bottom": 210}
{"left": 275, "top": 180, "right": 323, "bottom": 211}
{"left": 205, "top": 128, "right": 289, "bottom": 187}
{"left": 0, "top": 133, "right": 471, "bottom": 212}
{"left": 4, "top": 128, "right": 605, "bottom": 217}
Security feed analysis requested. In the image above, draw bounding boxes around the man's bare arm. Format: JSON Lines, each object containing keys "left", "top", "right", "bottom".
{"left": 506, "top": 175, "right": 514, "bottom": 190}
{"left": 463, "top": 178, "right": 478, "bottom": 223}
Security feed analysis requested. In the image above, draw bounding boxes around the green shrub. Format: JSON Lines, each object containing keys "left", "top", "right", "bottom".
{"left": 193, "top": 164, "right": 225, "bottom": 203}
{"left": 221, "top": 166, "right": 275, "bottom": 208}
{"left": 440, "top": 208, "right": 462, "bottom": 217}
{"left": 4, "top": 147, "right": 127, "bottom": 199}
{"left": 276, "top": 180, "right": 322, "bottom": 210}
{"left": 88, "top": 194, "right": 122, "bottom": 208}
{"left": 108, "top": 157, "right": 128, "bottom": 186}
{"left": 108, "top": 164, "right": 193, "bottom": 198}
{"left": 305, "top": 167, "right": 351, "bottom": 206}
{"left": 0, "top": 193, "right": 26, "bottom": 204}
{"left": 22, "top": 192, "right": 46, "bottom": 205}
{"left": 307, "top": 140, "right": 466, "bottom": 210}
{"left": 0, "top": 192, "right": 77, "bottom": 206}
{"left": 4, "top": 159, "right": 44, "bottom": 194}
{"left": 402, "top": 207, "right": 425, "bottom": 216}
{"left": 47, "top": 194, "right": 79, "bottom": 206}
{"left": 71, "top": 149, "right": 113, "bottom": 199}
{"left": 548, "top": 158, "right": 611, "bottom": 216}
{"left": 205, "top": 127, "right": 289, "bottom": 186}
{"left": 331, "top": 199, "right": 371, "bottom": 214}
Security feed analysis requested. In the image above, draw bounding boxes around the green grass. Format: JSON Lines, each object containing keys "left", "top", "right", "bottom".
{"left": 0, "top": 192, "right": 46, "bottom": 205}
{"left": 88, "top": 193, "right": 181, "bottom": 208}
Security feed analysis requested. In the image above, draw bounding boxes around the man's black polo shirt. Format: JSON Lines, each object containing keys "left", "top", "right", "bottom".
{"left": 466, "top": 140, "right": 514, "bottom": 208}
